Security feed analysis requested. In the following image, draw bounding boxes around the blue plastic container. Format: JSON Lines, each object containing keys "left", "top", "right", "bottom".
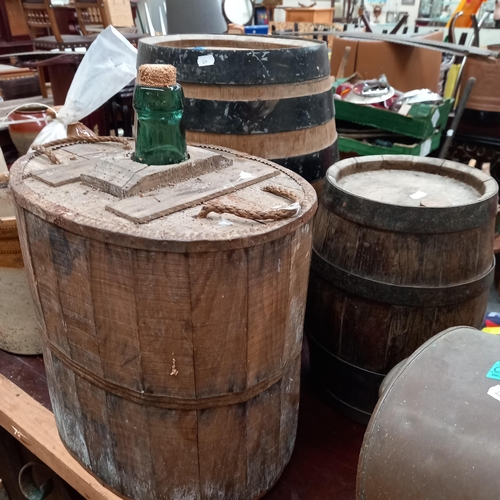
{"left": 244, "top": 25, "right": 269, "bottom": 35}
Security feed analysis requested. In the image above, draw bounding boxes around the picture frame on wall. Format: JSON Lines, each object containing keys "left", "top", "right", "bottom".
{"left": 255, "top": 6, "right": 269, "bottom": 24}
{"left": 386, "top": 11, "right": 397, "bottom": 23}
{"left": 401, "top": 0, "right": 415, "bottom": 5}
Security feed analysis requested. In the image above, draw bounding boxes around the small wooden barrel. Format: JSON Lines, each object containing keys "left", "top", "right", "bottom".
{"left": 10, "top": 140, "right": 317, "bottom": 500}
{"left": 137, "top": 34, "right": 338, "bottom": 188}
{"left": 305, "top": 155, "right": 497, "bottom": 424}
{"left": 358, "top": 326, "right": 500, "bottom": 499}
{"left": 462, "top": 46, "right": 500, "bottom": 113}
{"left": 0, "top": 175, "right": 41, "bottom": 355}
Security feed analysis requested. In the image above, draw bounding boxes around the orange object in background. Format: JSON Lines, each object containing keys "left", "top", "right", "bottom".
{"left": 446, "top": 0, "right": 486, "bottom": 27}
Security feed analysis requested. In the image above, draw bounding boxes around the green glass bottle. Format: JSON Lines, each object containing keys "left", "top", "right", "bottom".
{"left": 133, "top": 64, "right": 188, "bottom": 165}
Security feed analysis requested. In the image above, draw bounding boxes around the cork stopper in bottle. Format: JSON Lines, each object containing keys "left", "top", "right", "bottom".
{"left": 137, "top": 64, "right": 177, "bottom": 88}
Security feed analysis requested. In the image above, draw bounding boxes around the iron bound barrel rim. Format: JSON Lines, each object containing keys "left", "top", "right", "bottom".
{"left": 138, "top": 34, "right": 330, "bottom": 85}
{"left": 183, "top": 90, "right": 335, "bottom": 135}
{"left": 311, "top": 251, "right": 496, "bottom": 307}
{"left": 323, "top": 155, "right": 498, "bottom": 234}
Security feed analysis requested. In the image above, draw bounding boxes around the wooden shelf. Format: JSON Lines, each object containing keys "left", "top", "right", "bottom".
{"left": 0, "top": 374, "right": 121, "bottom": 500}
{"left": 0, "top": 347, "right": 365, "bottom": 499}
{"left": 284, "top": 8, "right": 335, "bottom": 23}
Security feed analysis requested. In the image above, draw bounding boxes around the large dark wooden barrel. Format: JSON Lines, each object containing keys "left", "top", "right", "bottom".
{"left": 358, "top": 326, "right": 500, "bottom": 499}
{"left": 10, "top": 140, "right": 317, "bottom": 500}
{"left": 305, "top": 155, "right": 497, "bottom": 424}
{"left": 137, "top": 34, "right": 338, "bottom": 188}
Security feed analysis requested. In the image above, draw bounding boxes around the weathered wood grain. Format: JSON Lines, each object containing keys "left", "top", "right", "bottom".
{"left": 246, "top": 382, "right": 282, "bottom": 495}
{"left": 107, "top": 163, "right": 279, "bottom": 223}
{"left": 104, "top": 393, "right": 155, "bottom": 499}
{"left": 247, "top": 237, "right": 290, "bottom": 386}
{"left": 182, "top": 77, "right": 332, "bottom": 101}
{"left": 73, "top": 377, "right": 121, "bottom": 491}
{"left": 24, "top": 212, "right": 70, "bottom": 355}
{"left": 279, "top": 354, "right": 301, "bottom": 467}
{"left": 187, "top": 122, "right": 337, "bottom": 160}
{"left": 285, "top": 223, "right": 313, "bottom": 361}
{"left": 33, "top": 161, "right": 95, "bottom": 187}
{"left": 89, "top": 240, "right": 143, "bottom": 392}
{"left": 189, "top": 249, "right": 248, "bottom": 398}
{"left": 146, "top": 407, "right": 201, "bottom": 500}
{"left": 133, "top": 250, "right": 196, "bottom": 398}
{"left": 0, "top": 374, "right": 123, "bottom": 500}
{"left": 197, "top": 404, "right": 247, "bottom": 499}
{"left": 48, "top": 226, "right": 102, "bottom": 376}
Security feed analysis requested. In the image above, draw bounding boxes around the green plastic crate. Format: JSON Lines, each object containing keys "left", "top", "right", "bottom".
{"left": 338, "top": 130, "right": 441, "bottom": 157}
{"left": 333, "top": 81, "right": 454, "bottom": 140}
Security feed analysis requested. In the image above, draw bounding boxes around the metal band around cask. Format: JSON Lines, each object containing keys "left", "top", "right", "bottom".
{"left": 305, "top": 155, "right": 498, "bottom": 423}
{"left": 137, "top": 34, "right": 339, "bottom": 185}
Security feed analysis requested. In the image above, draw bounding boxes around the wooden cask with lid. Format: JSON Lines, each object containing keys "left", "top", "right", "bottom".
{"left": 305, "top": 155, "right": 497, "bottom": 424}
{"left": 137, "top": 34, "right": 338, "bottom": 188}
{"left": 0, "top": 174, "right": 41, "bottom": 355}
{"left": 9, "top": 139, "right": 317, "bottom": 500}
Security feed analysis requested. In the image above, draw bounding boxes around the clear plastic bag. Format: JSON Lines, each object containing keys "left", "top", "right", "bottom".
{"left": 31, "top": 26, "right": 137, "bottom": 147}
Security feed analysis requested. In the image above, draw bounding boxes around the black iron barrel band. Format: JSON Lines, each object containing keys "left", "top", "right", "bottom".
{"left": 272, "top": 140, "right": 339, "bottom": 183}
{"left": 43, "top": 334, "right": 302, "bottom": 410}
{"left": 311, "top": 250, "right": 495, "bottom": 307}
{"left": 307, "top": 333, "right": 387, "bottom": 382}
{"left": 184, "top": 91, "right": 335, "bottom": 135}
{"left": 137, "top": 43, "right": 330, "bottom": 85}
{"left": 321, "top": 182, "right": 498, "bottom": 234}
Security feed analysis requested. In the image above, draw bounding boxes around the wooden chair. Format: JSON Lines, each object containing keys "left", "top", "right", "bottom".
{"left": 21, "top": 0, "right": 96, "bottom": 50}
{"left": 75, "top": 0, "right": 143, "bottom": 45}
{"left": 74, "top": 0, "right": 109, "bottom": 35}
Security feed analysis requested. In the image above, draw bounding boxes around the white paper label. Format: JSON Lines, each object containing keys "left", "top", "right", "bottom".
{"left": 238, "top": 171, "right": 254, "bottom": 180}
{"left": 447, "top": 129, "right": 454, "bottom": 137}
{"left": 398, "top": 103, "right": 412, "bottom": 116}
{"left": 421, "top": 138, "right": 432, "bottom": 157}
{"left": 487, "top": 385, "right": 500, "bottom": 402}
{"left": 197, "top": 54, "right": 215, "bottom": 67}
{"left": 420, "top": 138, "right": 432, "bottom": 157}
{"left": 432, "top": 109, "right": 440, "bottom": 127}
{"left": 410, "top": 190, "right": 427, "bottom": 200}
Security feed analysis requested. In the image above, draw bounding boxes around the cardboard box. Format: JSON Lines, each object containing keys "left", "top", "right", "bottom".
{"left": 330, "top": 31, "right": 444, "bottom": 93}
{"left": 104, "top": 0, "right": 134, "bottom": 28}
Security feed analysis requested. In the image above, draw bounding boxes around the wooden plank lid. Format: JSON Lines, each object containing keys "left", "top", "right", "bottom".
{"left": 9, "top": 141, "right": 317, "bottom": 252}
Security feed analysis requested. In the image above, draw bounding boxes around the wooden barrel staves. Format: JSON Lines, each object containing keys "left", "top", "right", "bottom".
{"left": 137, "top": 34, "right": 338, "bottom": 188}
{"left": 10, "top": 140, "right": 317, "bottom": 500}
{"left": 0, "top": 174, "right": 41, "bottom": 355}
{"left": 305, "top": 155, "right": 497, "bottom": 424}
